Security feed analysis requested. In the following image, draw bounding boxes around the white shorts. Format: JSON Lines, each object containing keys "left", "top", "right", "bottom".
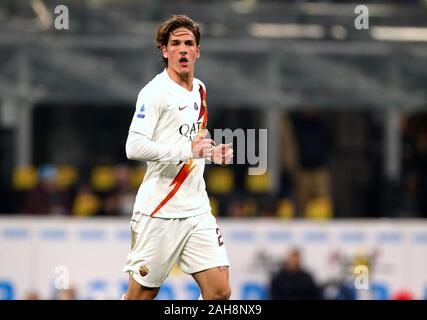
{"left": 122, "top": 212, "right": 229, "bottom": 288}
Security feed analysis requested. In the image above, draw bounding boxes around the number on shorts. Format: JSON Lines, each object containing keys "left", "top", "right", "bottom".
{"left": 216, "top": 227, "right": 224, "bottom": 246}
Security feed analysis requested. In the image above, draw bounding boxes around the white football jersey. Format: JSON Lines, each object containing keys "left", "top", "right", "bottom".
{"left": 128, "top": 69, "right": 211, "bottom": 218}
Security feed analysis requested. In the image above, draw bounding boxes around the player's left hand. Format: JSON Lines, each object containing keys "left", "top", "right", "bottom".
{"left": 211, "top": 143, "right": 233, "bottom": 165}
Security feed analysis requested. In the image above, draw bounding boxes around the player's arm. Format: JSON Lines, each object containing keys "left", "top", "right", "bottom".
{"left": 126, "top": 131, "right": 192, "bottom": 162}
{"left": 126, "top": 130, "right": 215, "bottom": 162}
{"left": 126, "top": 88, "right": 214, "bottom": 162}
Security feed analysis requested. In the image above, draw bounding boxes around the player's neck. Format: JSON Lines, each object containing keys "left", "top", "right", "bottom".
{"left": 166, "top": 67, "right": 194, "bottom": 92}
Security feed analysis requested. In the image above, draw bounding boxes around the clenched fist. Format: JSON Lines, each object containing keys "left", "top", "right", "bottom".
{"left": 191, "top": 130, "right": 215, "bottom": 159}
{"left": 211, "top": 143, "right": 233, "bottom": 165}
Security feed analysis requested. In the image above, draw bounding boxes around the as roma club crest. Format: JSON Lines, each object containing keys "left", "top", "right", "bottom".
{"left": 139, "top": 265, "right": 149, "bottom": 277}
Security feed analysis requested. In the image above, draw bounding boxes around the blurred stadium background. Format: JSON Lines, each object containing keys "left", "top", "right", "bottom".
{"left": 1, "top": 0, "right": 427, "bottom": 300}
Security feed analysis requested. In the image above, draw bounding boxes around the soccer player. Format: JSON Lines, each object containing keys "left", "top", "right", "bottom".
{"left": 122, "top": 15, "right": 233, "bottom": 300}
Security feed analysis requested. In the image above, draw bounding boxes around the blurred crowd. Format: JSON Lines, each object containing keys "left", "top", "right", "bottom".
{"left": 2, "top": 163, "right": 142, "bottom": 217}
{"left": 1, "top": 110, "right": 426, "bottom": 219}
{"left": 0, "top": 161, "right": 309, "bottom": 218}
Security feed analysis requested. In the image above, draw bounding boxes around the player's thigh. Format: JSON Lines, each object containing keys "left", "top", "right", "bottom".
{"left": 124, "top": 213, "right": 191, "bottom": 288}
{"left": 178, "top": 214, "right": 229, "bottom": 274}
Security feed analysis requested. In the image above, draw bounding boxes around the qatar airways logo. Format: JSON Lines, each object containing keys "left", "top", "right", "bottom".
{"left": 179, "top": 121, "right": 203, "bottom": 141}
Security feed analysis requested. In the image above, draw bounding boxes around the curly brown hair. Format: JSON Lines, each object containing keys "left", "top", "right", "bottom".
{"left": 155, "top": 15, "right": 201, "bottom": 68}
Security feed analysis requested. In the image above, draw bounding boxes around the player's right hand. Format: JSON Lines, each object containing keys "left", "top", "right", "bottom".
{"left": 191, "top": 130, "right": 215, "bottom": 159}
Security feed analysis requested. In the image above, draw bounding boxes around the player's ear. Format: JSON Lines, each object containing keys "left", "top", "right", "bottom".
{"left": 162, "top": 45, "right": 168, "bottom": 59}
{"left": 196, "top": 45, "right": 200, "bottom": 59}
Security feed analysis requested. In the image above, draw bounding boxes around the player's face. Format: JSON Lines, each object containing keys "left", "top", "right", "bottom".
{"left": 162, "top": 27, "right": 200, "bottom": 77}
